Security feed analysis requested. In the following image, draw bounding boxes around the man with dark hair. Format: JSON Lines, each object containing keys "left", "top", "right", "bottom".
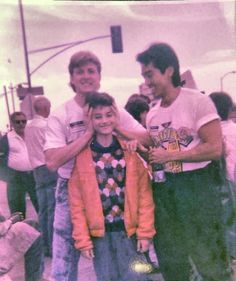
{"left": 44, "top": 50, "right": 149, "bottom": 281}
{"left": 209, "top": 91, "right": 236, "bottom": 183}
{"left": 0, "top": 112, "right": 38, "bottom": 219}
{"left": 136, "top": 42, "right": 232, "bottom": 281}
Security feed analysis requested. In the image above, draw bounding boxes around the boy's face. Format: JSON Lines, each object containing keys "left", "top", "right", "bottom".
{"left": 141, "top": 62, "right": 172, "bottom": 98}
{"left": 91, "top": 105, "right": 116, "bottom": 136}
{"left": 70, "top": 62, "right": 101, "bottom": 95}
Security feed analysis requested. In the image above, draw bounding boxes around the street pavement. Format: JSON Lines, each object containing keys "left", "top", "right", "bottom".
{"left": 0, "top": 180, "right": 162, "bottom": 281}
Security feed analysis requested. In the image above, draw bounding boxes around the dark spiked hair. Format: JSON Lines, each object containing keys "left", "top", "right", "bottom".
{"left": 85, "top": 92, "right": 114, "bottom": 109}
{"left": 136, "top": 42, "right": 181, "bottom": 87}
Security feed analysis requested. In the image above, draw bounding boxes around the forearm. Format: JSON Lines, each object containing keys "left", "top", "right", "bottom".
{"left": 166, "top": 142, "right": 222, "bottom": 163}
{"left": 115, "top": 126, "right": 152, "bottom": 147}
{"left": 45, "top": 131, "right": 93, "bottom": 171}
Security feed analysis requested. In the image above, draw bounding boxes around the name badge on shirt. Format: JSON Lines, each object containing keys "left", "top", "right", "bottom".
{"left": 67, "top": 120, "right": 85, "bottom": 143}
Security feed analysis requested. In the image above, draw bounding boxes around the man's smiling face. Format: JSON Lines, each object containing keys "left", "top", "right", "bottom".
{"left": 70, "top": 62, "right": 101, "bottom": 95}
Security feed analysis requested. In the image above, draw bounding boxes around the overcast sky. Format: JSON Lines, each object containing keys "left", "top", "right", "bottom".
{"left": 0, "top": 0, "right": 236, "bottom": 131}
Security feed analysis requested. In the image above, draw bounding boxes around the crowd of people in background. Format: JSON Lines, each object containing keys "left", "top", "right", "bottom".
{"left": 0, "top": 42, "right": 236, "bottom": 281}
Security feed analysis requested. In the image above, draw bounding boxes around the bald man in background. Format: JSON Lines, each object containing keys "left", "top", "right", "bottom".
{"left": 25, "top": 97, "right": 57, "bottom": 258}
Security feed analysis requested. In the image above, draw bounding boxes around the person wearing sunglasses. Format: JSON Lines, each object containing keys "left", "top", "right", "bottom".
{"left": 0, "top": 112, "right": 39, "bottom": 219}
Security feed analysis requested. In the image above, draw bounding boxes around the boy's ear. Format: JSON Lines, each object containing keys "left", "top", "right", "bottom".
{"left": 166, "top": 66, "right": 174, "bottom": 78}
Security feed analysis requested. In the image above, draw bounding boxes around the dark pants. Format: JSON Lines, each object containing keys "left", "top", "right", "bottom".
{"left": 152, "top": 164, "right": 232, "bottom": 281}
{"left": 7, "top": 169, "right": 39, "bottom": 218}
{"left": 24, "top": 220, "right": 44, "bottom": 281}
{"left": 34, "top": 165, "right": 57, "bottom": 256}
{"left": 92, "top": 232, "right": 148, "bottom": 281}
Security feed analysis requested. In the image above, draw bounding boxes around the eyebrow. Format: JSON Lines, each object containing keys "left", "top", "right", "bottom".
{"left": 142, "top": 70, "right": 152, "bottom": 76}
{"left": 93, "top": 110, "right": 113, "bottom": 115}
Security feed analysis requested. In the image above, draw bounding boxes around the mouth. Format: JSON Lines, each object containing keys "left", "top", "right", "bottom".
{"left": 100, "top": 125, "right": 111, "bottom": 128}
{"left": 148, "top": 86, "right": 155, "bottom": 93}
{"left": 99, "top": 124, "right": 113, "bottom": 130}
{"left": 81, "top": 79, "right": 93, "bottom": 85}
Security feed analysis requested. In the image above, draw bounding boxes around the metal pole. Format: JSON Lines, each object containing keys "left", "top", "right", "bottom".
{"left": 9, "top": 83, "right": 16, "bottom": 112}
{"left": 19, "top": 0, "right": 33, "bottom": 118}
{"left": 3, "top": 86, "right": 11, "bottom": 128}
{"left": 235, "top": 0, "right": 236, "bottom": 53}
{"left": 220, "top": 71, "right": 236, "bottom": 91}
{"left": 220, "top": 77, "right": 223, "bottom": 91}
{"left": 29, "top": 35, "right": 110, "bottom": 76}
{"left": 28, "top": 35, "right": 110, "bottom": 54}
{"left": 19, "top": 0, "right": 31, "bottom": 89}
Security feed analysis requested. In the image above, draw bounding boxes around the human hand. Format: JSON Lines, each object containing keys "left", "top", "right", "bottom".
{"left": 137, "top": 239, "right": 151, "bottom": 253}
{"left": 111, "top": 103, "right": 121, "bottom": 130}
{"left": 122, "top": 139, "right": 148, "bottom": 153}
{"left": 83, "top": 104, "right": 94, "bottom": 136}
{"left": 81, "top": 249, "right": 94, "bottom": 259}
{"left": 148, "top": 147, "right": 169, "bottom": 164}
{"left": 9, "top": 212, "right": 24, "bottom": 224}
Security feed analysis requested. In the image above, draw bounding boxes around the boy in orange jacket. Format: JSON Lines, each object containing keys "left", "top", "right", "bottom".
{"left": 68, "top": 92, "right": 155, "bottom": 281}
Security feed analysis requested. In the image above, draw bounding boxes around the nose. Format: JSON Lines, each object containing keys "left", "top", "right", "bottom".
{"left": 101, "top": 116, "right": 108, "bottom": 123}
{"left": 101, "top": 115, "right": 111, "bottom": 124}
{"left": 83, "top": 70, "right": 94, "bottom": 79}
{"left": 143, "top": 77, "right": 150, "bottom": 86}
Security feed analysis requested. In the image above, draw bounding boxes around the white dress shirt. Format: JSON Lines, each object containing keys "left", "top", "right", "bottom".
{"left": 7, "top": 130, "right": 32, "bottom": 171}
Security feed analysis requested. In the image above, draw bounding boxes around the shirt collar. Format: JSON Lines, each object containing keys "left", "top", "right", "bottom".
{"left": 34, "top": 114, "right": 47, "bottom": 121}
{"left": 10, "top": 129, "right": 24, "bottom": 140}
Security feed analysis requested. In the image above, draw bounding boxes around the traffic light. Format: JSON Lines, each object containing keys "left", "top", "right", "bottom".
{"left": 110, "top": 26, "right": 123, "bottom": 53}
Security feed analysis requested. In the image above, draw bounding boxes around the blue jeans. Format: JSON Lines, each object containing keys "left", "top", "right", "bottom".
{"left": 92, "top": 231, "right": 148, "bottom": 281}
{"left": 34, "top": 165, "right": 57, "bottom": 257}
{"left": 52, "top": 177, "right": 80, "bottom": 281}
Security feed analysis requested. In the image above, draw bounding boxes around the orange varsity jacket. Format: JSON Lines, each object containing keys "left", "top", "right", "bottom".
{"left": 68, "top": 139, "right": 156, "bottom": 251}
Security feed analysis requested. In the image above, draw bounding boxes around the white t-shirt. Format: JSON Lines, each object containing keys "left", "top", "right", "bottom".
{"left": 25, "top": 115, "right": 47, "bottom": 169}
{"left": 44, "top": 97, "right": 146, "bottom": 179}
{"left": 221, "top": 120, "right": 236, "bottom": 183}
{"left": 7, "top": 130, "right": 32, "bottom": 171}
{"left": 146, "top": 88, "right": 219, "bottom": 172}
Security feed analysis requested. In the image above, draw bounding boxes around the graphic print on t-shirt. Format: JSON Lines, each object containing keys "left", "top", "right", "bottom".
{"left": 150, "top": 122, "right": 194, "bottom": 173}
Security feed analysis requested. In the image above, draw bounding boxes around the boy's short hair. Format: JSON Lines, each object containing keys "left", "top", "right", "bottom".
{"left": 85, "top": 92, "right": 114, "bottom": 108}
{"left": 136, "top": 42, "right": 181, "bottom": 87}
{"left": 68, "top": 51, "right": 102, "bottom": 75}
{"left": 209, "top": 91, "right": 233, "bottom": 120}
